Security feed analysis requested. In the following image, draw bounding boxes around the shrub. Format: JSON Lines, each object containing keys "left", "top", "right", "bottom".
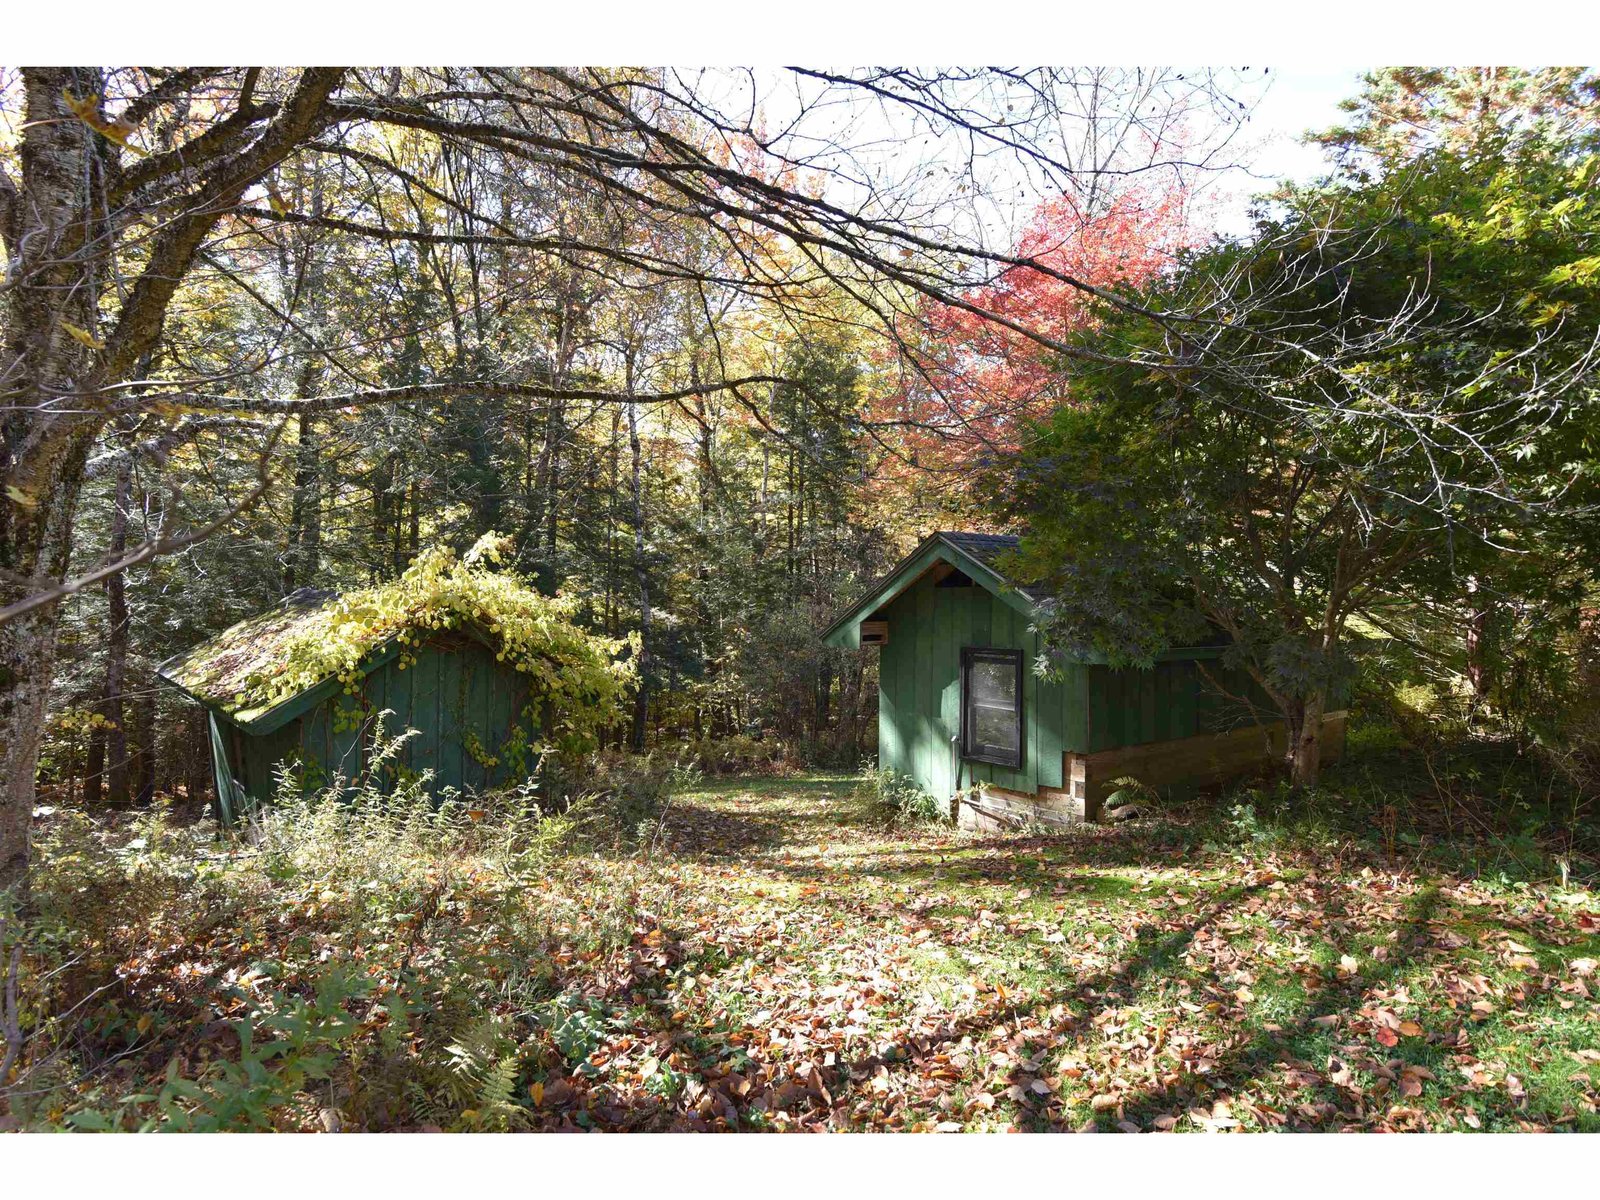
{"left": 4, "top": 722, "right": 692, "bottom": 1131}
{"left": 857, "top": 765, "right": 947, "bottom": 825}
{"left": 536, "top": 750, "right": 680, "bottom": 850}
{"left": 681, "top": 735, "right": 800, "bottom": 777}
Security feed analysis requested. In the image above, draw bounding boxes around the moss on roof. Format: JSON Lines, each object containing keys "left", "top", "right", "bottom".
{"left": 158, "top": 535, "right": 637, "bottom": 750}
{"left": 157, "top": 589, "right": 348, "bottom": 724}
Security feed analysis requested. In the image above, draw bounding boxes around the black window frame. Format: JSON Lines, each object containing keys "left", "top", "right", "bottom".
{"left": 960, "top": 647, "right": 1024, "bottom": 769}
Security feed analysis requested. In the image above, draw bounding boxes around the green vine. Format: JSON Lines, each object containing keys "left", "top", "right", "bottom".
{"left": 500, "top": 723, "right": 532, "bottom": 779}
{"left": 462, "top": 729, "right": 500, "bottom": 770}
{"left": 331, "top": 698, "right": 365, "bottom": 734}
{"left": 238, "top": 533, "right": 635, "bottom": 756}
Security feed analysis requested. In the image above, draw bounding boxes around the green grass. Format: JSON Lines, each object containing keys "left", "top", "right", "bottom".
{"left": 635, "top": 773, "right": 1600, "bottom": 1131}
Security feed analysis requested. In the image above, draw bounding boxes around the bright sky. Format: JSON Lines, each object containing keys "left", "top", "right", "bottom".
{"left": 688, "top": 66, "right": 1376, "bottom": 252}
{"left": 1202, "top": 66, "right": 1372, "bottom": 236}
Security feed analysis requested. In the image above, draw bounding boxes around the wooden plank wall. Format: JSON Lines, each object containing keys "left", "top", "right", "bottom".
{"left": 232, "top": 636, "right": 533, "bottom": 807}
{"left": 876, "top": 570, "right": 1079, "bottom": 801}
{"left": 874, "top": 568, "right": 1290, "bottom": 807}
{"left": 1084, "top": 661, "right": 1276, "bottom": 753}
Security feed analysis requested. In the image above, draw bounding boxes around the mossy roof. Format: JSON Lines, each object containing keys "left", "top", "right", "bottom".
{"left": 156, "top": 589, "right": 366, "bottom": 730}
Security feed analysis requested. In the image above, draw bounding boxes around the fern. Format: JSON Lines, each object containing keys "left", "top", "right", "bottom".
{"left": 441, "top": 1016, "right": 530, "bottom": 1130}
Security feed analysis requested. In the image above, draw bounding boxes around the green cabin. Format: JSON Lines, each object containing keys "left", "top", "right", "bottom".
{"left": 157, "top": 589, "right": 540, "bottom": 823}
{"left": 823, "top": 532, "right": 1345, "bottom": 826}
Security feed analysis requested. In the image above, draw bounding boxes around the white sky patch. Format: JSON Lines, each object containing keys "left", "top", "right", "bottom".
{"left": 1198, "top": 67, "right": 1372, "bottom": 238}
{"left": 677, "top": 67, "right": 1371, "bottom": 257}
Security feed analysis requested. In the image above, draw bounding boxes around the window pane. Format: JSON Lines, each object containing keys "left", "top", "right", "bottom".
{"left": 971, "top": 659, "right": 1017, "bottom": 705}
{"left": 972, "top": 705, "right": 1019, "bottom": 754}
{"left": 964, "top": 650, "right": 1020, "bottom": 763}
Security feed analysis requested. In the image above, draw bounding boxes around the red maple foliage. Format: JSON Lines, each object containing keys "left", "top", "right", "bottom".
{"left": 875, "top": 186, "right": 1191, "bottom": 494}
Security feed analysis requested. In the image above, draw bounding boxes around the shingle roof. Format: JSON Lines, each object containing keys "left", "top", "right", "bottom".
{"left": 934, "top": 531, "right": 1050, "bottom": 601}
{"left": 821, "top": 530, "right": 1046, "bottom": 648}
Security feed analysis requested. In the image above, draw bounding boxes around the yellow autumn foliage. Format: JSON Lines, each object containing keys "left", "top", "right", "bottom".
{"left": 242, "top": 533, "right": 636, "bottom": 755}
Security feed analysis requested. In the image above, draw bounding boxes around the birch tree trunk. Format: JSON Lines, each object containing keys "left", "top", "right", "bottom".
{"left": 0, "top": 67, "right": 344, "bottom": 895}
{"left": 0, "top": 70, "right": 109, "bottom": 894}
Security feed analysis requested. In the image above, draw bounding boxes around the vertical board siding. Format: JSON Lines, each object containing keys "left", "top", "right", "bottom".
{"left": 219, "top": 634, "right": 540, "bottom": 812}
{"left": 1062, "top": 662, "right": 1089, "bottom": 753}
{"left": 874, "top": 568, "right": 1078, "bottom": 801}
{"left": 1034, "top": 628, "right": 1065, "bottom": 789}
{"left": 1082, "top": 659, "right": 1275, "bottom": 753}
{"left": 914, "top": 582, "right": 933, "bottom": 793}
{"left": 873, "top": 564, "right": 1274, "bottom": 798}
{"left": 469, "top": 648, "right": 489, "bottom": 791}
{"left": 438, "top": 649, "right": 463, "bottom": 790}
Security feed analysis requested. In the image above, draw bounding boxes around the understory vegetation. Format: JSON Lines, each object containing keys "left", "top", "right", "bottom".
{"left": 4, "top": 707, "right": 1595, "bottom": 1132}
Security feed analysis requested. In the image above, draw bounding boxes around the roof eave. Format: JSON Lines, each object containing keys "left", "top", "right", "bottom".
{"left": 155, "top": 631, "right": 413, "bottom": 734}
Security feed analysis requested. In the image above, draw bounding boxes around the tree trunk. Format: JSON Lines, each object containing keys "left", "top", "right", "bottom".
{"left": 282, "top": 177, "right": 327, "bottom": 591}
{"left": 103, "top": 451, "right": 133, "bottom": 806}
{"left": 1289, "top": 690, "right": 1326, "bottom": 788}
{"left": 1, "top": 67, "right": 342, "bottom": 894}
{"left": 184, "top": 706, "right": 211, "bottom": 810}
{"left": 284, "top": 408, "right": 321, "bottom": 591}
{"left": 1465, "top": 576, "right": 1491, "bottom": 705}
{"left": 83, "top": 715, "right": 106, "bottom": 808}
{"left": 0, "top": 70, "right": 110, "bottom": 895}
{"left": 408, "top": 478, "right": 420, "bottom": 561}
{"left": 627, "top": 396, "right": 651, "bottom": 753}
{"left": 814, "top": 659, "right": 832, "bottom": 743}
{"left": 132, "top": 689, "right": 157, "bottom": 808}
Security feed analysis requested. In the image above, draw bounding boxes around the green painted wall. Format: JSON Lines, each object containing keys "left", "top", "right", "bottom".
{"left": 876, "top": 570, "right": 1278, "bottom": 801}
{"left": 215, "top": 634, "right": 535, "bottom": 812}
{"left": 1084, "top": 660, "right": 1274, "bottom": 753}
{"left": 877, "top": 570, "right": 1078, "bottom": 799}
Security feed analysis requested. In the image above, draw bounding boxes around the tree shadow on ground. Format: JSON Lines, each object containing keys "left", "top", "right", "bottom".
{"left": 1096, "top": 884, "right": 1444, "bottom": 1132}
{"left": 554, "top": 784, "right": 1544, "bottom": 1131}
{"left": 810, "top": 872, "right": 1449, "bottom": 1132}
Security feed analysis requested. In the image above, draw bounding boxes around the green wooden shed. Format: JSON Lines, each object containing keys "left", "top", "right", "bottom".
{"left": 157, "top": 589, "right": 541, "bottom": 824}
{"left": 823, "top": 532, "right": 1345, "bottom": 826}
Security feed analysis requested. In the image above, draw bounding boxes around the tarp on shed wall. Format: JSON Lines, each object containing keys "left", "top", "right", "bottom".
{"left": 208, "top": 711, "right": 250, "bottom": 825}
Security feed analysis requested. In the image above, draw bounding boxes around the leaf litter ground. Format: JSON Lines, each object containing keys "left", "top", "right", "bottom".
{"left": 510, "top": 775, "right": 1600, "bottom": 1131}
{"left": 64, "top": 773, "right": 1600, "bottom": 1132}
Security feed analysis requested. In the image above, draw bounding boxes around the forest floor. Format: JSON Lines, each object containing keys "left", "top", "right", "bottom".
{"left": 18, "top": 770, "right": 1600, "bottom": 1132}
{"left": 574, "top": 773, "right": 1600, "bottom": 1132}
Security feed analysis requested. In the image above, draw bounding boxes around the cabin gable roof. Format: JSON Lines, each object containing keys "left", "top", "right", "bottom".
{"left": 821, "top": 531, "right": 1040, "bottom": 649}
{"left": 156, "top": 589, "right": 500, "bottom": 735}
{"left": 821, "top": 531, "right": 1230, "bottom": 664}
